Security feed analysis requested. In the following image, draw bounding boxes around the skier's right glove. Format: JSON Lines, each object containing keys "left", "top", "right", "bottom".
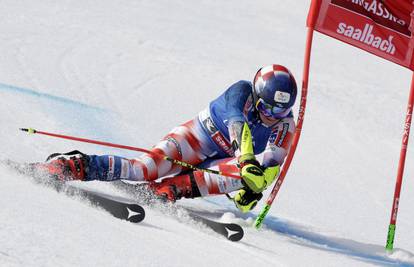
{"left": 233, "top": 188, "right": 263, "bottom": 213}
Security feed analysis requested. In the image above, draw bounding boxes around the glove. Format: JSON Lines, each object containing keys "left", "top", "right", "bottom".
{"left": 238, "top": 122, "right": 280, "bottom": 193}
{"left": 233, "top": 188, "right": 263, "bottom": 213}
{"left": 240, "top": 160, "right": 265, "bottom": 193}
{"left": 240, "top": 162, "right": 280, "bottom": 193}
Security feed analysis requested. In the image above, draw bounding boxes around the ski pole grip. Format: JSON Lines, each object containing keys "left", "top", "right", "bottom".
{"left": 20, "top": 128, "right": 37, "bottom": 134}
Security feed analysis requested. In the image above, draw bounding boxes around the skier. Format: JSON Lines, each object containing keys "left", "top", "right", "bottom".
{"left": 36, "top": 64, "right": 297, "bottom": 213}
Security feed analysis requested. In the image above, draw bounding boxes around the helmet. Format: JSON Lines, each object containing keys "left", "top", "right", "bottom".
{"left": 253, "top": 64, "right": 297, "bottom": 119}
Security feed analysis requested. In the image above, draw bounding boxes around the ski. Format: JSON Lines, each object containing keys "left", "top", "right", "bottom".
{"left": 113, "top": 180, "right": 244, "bottom": 241}
{"left": 4, "top": 160, "right": 240, "bottom": 237}
{"left": 62, "top": 186, "right": 145, "bottom": 223}
{"left": 3, "top": 160, "right": 145, "bottom": 223}
{"left": 186, "top": 211, "right": 244, "bottom": 242}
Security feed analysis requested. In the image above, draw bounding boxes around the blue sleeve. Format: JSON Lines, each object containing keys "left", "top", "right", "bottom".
{"left": 209, "top": 81, "right": 252, "bottom": 133}
{"left": 208, "top": 80, "right": 252, "bottom": 139}
{"left": 86, "top": 155, "right": 124, "bottom": 181}
{"left": 223, "top": 80, "right": 252, "bottom": 123}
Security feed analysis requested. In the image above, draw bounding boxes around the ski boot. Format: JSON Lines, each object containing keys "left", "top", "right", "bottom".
{"left": 33, "top": 150, "right": 89, "bottom": 181}
{"left": 148, "top": 173, "right": 201, "bottom": 202}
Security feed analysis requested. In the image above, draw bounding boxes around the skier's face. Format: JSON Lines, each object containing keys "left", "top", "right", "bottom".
{"left": 258, "top": 112, "right": 279, "bottom": 126}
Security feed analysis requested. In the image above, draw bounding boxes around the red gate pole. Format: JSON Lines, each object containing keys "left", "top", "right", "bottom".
{"left": 254, "top": 0, "right": 320, "bottom": 229}
{"left": 386, "top": 72, "right": 414, "bottom": 251}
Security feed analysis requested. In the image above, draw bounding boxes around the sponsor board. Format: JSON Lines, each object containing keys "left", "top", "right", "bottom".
{"left": 332, "top": 0, "right": 410, "bottom": 35}
{"left": 310, "top": 0, "right": 414, "bottom": 70}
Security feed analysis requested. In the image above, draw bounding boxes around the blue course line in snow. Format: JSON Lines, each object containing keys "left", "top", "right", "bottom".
{"left": 263, "top": 215, "right": 414, "bottom": 267}
{"left": 202, "top": 198, "right": 413, "bottom": 266}
{"left": 0, "top": 82, "right": 105, "bottom": 111}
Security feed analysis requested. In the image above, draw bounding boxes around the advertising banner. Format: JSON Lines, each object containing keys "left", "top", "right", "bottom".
{"left": 309, "top": 0, "right": 414, "bottom": 70}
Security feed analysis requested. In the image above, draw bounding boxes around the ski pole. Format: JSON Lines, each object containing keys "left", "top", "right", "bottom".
{"left": 20, "top": 128, "right": 241, "bottom": 180}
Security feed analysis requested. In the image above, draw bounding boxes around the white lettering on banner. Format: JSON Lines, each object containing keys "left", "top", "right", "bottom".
{"left": 350, "top": 0, "right": 406, "bottom": 26}
{"left": 337, "top": 22, "right": 396, "bottom": 55}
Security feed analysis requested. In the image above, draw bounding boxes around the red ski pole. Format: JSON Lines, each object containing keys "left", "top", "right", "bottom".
{"left": 20, "top": 128, "right": 241, "bottom": 180}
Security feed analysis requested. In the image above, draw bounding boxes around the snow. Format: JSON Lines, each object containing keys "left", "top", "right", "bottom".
{"left": 0, "top": 0, "right": 413, "bottom": 266}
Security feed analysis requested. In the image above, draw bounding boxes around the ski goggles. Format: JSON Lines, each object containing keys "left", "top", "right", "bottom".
{"left": 255, "top": 98, "right": 290, "bottom": 119}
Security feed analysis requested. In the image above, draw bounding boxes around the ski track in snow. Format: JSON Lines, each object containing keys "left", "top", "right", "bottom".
{"left": 203, "top": 199, "right": 414, "bottom": 267}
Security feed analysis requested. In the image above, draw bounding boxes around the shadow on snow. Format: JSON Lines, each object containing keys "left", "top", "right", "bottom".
{"left": 258, "top": 212, "right": 413, "bottom": 267}
{"left": 204, "top": 198, "right": 414, "bottom": 266}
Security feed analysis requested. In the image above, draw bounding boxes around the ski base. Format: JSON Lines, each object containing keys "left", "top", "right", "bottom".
{"left": 187, "top": 212, "right": 244, "bottom": 242}
{"left": 64, "top": 186, "right": 146, "bottom": 223}
{"left": 113, "top": 180, "right": 244, "bottom": 241}
{"left": 5, "top": 160, "right": 241, "bottom": 239}
{"left": 4, "top": 160, "right": 145, "bottom": 223}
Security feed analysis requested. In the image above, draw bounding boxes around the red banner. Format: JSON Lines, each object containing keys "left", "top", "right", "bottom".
{"left": 308, "top": 0, "right": 414, "bottom": 70}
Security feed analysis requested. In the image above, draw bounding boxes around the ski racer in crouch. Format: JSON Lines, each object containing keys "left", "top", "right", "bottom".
{"left": 37, "top": 64, "right": 297, "bottom": 213}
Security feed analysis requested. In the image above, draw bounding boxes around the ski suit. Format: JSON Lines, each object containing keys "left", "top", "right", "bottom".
{"left": 85, "top": 80, "right": 295, "bottom": 197}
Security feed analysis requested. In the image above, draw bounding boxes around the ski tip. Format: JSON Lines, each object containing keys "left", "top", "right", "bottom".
{"left": 225, "top": 224, "right": 244, "bottom": 242}
{"left": 126, "top": 204, "right": 146, "bottom": 223}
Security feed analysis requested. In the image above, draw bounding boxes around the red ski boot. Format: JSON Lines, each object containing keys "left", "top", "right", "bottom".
{"left": 34, "top": 152, "right": 89, "bottom": 181}
{"left": 149, "top": 173, "right": 201, "bottom": 202}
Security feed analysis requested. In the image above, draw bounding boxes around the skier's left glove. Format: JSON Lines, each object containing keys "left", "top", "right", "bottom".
{"left": 233, "top": 188, "right": 263, "bottom": 213}
{"left": 238, "top": 122, "right": 280, "bottom": 193}
{"left": 240, "top": 163, "right": 280, "bottom": 193}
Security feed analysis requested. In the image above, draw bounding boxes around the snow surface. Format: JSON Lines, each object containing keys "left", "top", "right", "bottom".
{"left": 0, "top": 1, "right": 413, "bottom": 266}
